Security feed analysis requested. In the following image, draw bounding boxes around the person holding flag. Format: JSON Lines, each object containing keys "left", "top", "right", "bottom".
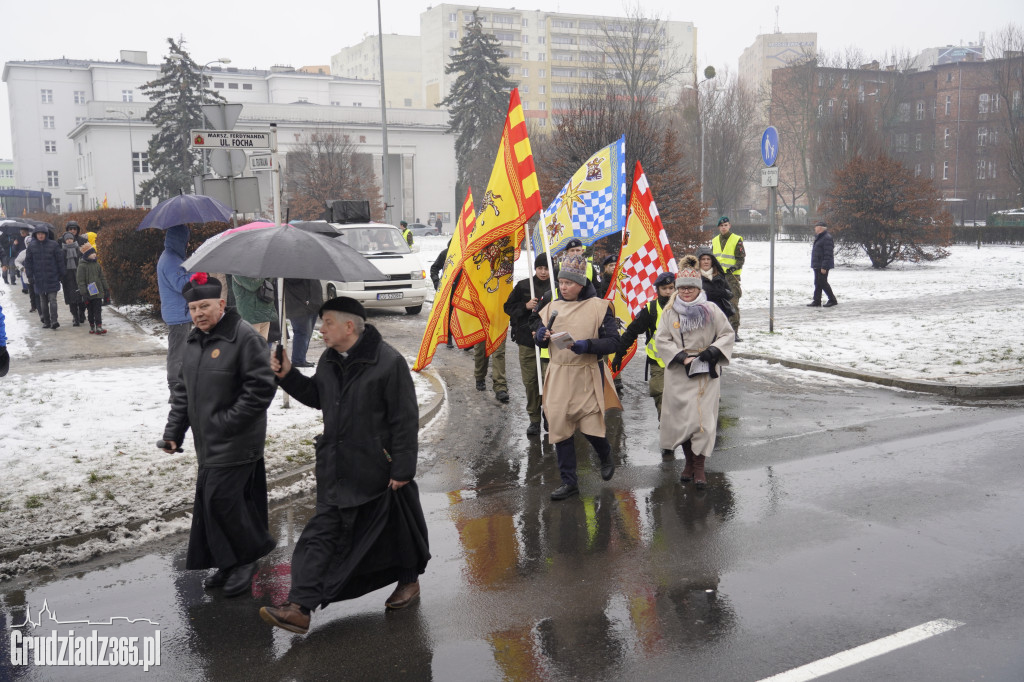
{"left": 504, "top": 253, "right": 552, "bottom": 436}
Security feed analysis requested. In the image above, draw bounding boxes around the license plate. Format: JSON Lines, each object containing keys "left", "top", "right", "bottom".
{"left": 377, "top": 292, "right": 404, "bottom": 300}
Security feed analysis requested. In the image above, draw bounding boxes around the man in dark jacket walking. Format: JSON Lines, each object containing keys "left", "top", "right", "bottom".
{"left": 284, "top": 278, "right": 324, "bottom": 367}
{"left": 161, "top": 274, "right": 278, "bottom": 598}
{"left": 808, "top": 221, "right": 838, "bottom": 307}
{"left": 23, "top": 226, "right": 64, "bottom": 329}
{"left": 504, "top": 253, "right": 552, "bottom": 436}
{"left": 260, "top": 297, "right": 428, "bottom": 635}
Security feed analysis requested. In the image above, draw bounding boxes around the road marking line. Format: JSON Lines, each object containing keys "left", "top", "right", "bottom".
{"left": 758, "top": 619, "right": 965, "bottom": 682}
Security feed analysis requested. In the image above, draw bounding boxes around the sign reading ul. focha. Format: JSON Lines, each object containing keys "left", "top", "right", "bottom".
{"left": 190, "top": 130, "right": 272, "bottom": 149}
{"left": 761, "top": 126, "right": 779, "bottom": 167}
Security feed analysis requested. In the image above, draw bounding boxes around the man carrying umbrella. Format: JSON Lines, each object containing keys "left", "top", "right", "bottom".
{"left": 259, "top": 297, "right": 429, "bottom": 635}
{"left": 161, "top": 273, "right": 278, "bottom": 598}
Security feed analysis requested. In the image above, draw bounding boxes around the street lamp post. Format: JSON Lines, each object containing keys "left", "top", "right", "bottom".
{"left": 685, "top": 66, "right": 716, "bottom": 208}
{"left": 106, "top": 109, "right": 136, "bottom": 208}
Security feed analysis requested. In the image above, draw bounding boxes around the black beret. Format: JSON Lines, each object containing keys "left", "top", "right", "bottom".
{"left": 601, "top": 254, "right": 617, "bottom": 266}
{"left": 182, "top": 273, "right": 223, "bottom": 302}
{"left": 319, "top": 296, "right": 366, "bottom": 320}
{"left": 564, "top": 237, "right": 583, "bottom": 249}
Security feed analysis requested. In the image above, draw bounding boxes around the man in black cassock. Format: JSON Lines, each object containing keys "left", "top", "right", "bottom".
{"left": 260, "top": 296, "right": 429, "bottom": 635}
{"left": 162, "top": 274, "right": 278, "bottom": 597}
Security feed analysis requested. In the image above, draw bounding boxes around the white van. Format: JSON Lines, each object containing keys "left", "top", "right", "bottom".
{"left": 321, "top": 222, "right": 429, "bottom": 315}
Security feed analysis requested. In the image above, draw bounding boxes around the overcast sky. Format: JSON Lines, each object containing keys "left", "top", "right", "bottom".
{"left": 1, "top": 0, "right": 1018, "bottom": 159}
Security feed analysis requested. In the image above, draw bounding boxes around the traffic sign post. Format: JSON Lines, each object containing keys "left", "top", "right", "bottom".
{"left": 761, "top": 127, "right": 780, "bottom": 332}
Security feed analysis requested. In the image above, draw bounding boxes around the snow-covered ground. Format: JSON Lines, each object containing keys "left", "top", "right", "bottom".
{"left": 1, "top": 235, "right": 1021, "bottom": 577}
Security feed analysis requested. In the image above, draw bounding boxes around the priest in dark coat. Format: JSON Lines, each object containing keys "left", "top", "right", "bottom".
{"left": 260, "top": 296, "right": 429, "bottom": 635}
{"left": 162, "top": 273, "right": 278, "bottom": 597}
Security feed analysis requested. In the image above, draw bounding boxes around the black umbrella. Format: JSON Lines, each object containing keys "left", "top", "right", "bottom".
{"left": 137, "top": 194, "right": 233, "bottom": 230}
{"left": 0, "top": 220, "right": 33, "bottom": 238}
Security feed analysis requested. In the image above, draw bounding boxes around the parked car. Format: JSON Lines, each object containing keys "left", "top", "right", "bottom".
{"left": 408, "top": 222, "right": 440, "bottom": 237}
{"left": 322, "top": 223, "right": 429, "bottom": 315}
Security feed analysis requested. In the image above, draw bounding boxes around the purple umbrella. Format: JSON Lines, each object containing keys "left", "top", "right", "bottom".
{"left": 136, "top": 194, "right": 233, "bottom": 230}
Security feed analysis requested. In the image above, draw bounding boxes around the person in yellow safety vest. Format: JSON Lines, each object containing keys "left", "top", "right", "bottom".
{"left": 711, "top": 216, "right": 745, "bottom": 341}
{"left": 610, "top": 272, "right": 676, "bottom": 458}
{"left": 400, "top": 221, "right": 413, "bottom": 247}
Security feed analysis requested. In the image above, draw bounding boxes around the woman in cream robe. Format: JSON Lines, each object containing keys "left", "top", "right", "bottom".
{"left": 655, "top": 265, "right": 735, "bottom": 488}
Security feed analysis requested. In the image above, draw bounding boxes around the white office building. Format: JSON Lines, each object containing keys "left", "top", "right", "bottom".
{"left": 3, "top": 51, "right": 456, "bottom": 223}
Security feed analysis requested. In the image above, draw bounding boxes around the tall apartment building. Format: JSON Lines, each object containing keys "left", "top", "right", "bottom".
{"left": 739, "top": 32, "right": 818, "bottom": 96}
{"left": 331, "top": 35, "right": 424, "bottom": 109}
{"left": 420, "top": 4, "right": 698, "bottom": 130}
{"left": 0, "top": 159, "right": 14, "bottom": 189}
{"left": 914, "top": 40, "right": 985, "bottom": 70}
{"left": 3, "top": 51, "right": 456, "bottom": 221}
{"left": 769, "top": 52, "right": 1020, "bottom": 220}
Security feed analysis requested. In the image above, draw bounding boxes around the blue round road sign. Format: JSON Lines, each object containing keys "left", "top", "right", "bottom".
{"left": 761, "top": 126, "right": 779, "bottom": 167}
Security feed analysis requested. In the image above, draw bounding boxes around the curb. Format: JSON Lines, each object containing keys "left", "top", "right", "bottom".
{"left": 0, "top": 368, "right": 448, "bottom": 567}
{"left": 734, "top": 351, "right": 1024, "bottom": 398}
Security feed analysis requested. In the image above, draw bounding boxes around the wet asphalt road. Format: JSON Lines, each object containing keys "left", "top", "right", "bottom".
{"left": 2, "top": 309, "right": 1024, "bottom": 681}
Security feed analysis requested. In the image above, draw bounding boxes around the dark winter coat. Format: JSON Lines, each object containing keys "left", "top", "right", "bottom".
{"left": 278, "top": 323, "right": 419, "bottom": 510}
{"left": 157, "top": 225, "right": 192, "bottom": 326}
{"left": 23, "top": 236, "right": 65, "bottom": 294}
{"left": 284, "top": 278, "right": 324, "bottom": 319}
{"left": 163, "top": 307, "right": 277, "bottom": 468}
{"left": 504, "top": 274, "right": 552, "bottom": 347}
{"left": 699, "top": 252, "right": 735, "bottom": 319}
{"left": 811, "top": 229, "right": 835, "bottom": 270}
{"left": 76, "top": 257, "right": 109, "bottom": 300}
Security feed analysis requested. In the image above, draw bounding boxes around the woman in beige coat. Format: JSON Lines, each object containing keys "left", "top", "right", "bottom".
{"left": 535, "top": 254, "right": 621, "bottom": 501}
{"left": 655, "top": 263, "right": 735, "bottom": 488}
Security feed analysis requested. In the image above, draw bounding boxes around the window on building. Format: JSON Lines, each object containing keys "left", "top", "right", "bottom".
{"left": 914, "top": 164, "right": 921, "bottom": 177}
{"left": 828, "top": 99, "right": 835, "bottom": 115}
{"left": 42, "top": 115, "right": 55, "bottom": 129}
{"left": 52, "top": 198, "right": 60, "bottom": 212}
{"left": 297, "top": 97, "right": 308, "bottom": 103}
{"left": 331, "top": 101, "right": 340, "bottom": 106}
{"left": 897, "top": 102, "right": 910, "bottom": 121}
{"left": 538, "top": 53, "right": 546, "bottom": 62}
{"left": 1013, "top": 90, "right": 1021, "bottom": 111}
{"left": 521, "top": 67, "right": 529, "bottom": 77}
{"left": 817, "top": 73, "right": 824, "bottom": 87}
{"left": 857, "top": 84, "right": 865, "bottom": 103}
{"left": 521, "top": 85, "right": 528, "bottom": 93}
{"left": 41, "top": 89, "right": 53, "bottom": 103}
{"left": 449, "top": 12, "right": 457, "bottom": 22}
{"left": 46, "top": 170, "right": 59, "bottom": 187}
{"left": 840, "top": 131, "right": 848, "bottom": 152}
{"left": 522, "top": 101, "right": 529, "bottom": 110}
{"left": 978, "top": 127, "right": 987, "bottom": 146}
{"left": 842, "top": 73, "right": 850, "bottom": 89}
{"left": 228, "top": 82, "right": 238, "bottom": 89}
{"left": 946, "top": 72, "right": 953, "bottom": 83}
{"left": 75, "top": 117, "right": 85, "bottom": 126}
{"left": 989, "top": 161, "right": 997, "bottom": 178}
{"left": 540, "top": 85, "right": 547, "bottom": 94}
{"left": 842, "top": 100, "right": 848, "bottom": 119}
{"left": 537, "top": 117, "right": 546, "bottom": 127}
{"left": 944, "top": 128, "right": 951, "bottom": 147}
{"left": 916, "top": 101, "right": 925, "bottom": 120}
{"left": 74, "top": 91, "right": 86, "bottom": 104}
{"left": 538, "top": 69, "right": 545, "bottom": 78}
{"left": 522, "top": 35, "right": 528, "bottom": 44}
{"left": 522, "top": 18, "right": 528, "bottom": 26}
{"left": 538, "top": 101, "right": 546, "bottom": 110}
{"left": 214, "top": 81, "right": 224, "bottom": 88}
{"left": 945, "top": 95, "right": 952, "bottom": 115}
{"left": 551, "top": 19, "right": 574, "bottom": 28}
{"left": 133, "top": 152, "right": 150, "bottom": 173}
{"left": 353, "top": 102, "right": 362, "bottom": 107}
{"left": 404, "top": 98, "right": 412, "bottom": 107}
{"left": 44, "top": 140, "right": 56, "bottom": 153}
{"left": 977, "top": 160, "right": 986, "bottom": 180}
{"left": 242, "top": 83, "right": 252, "bottom": 90}
{"left": 915, "top": 134, "right": 922, "bottom": 151}
{"left": 942, "top": 161, "right": 949, "bottom": 180}
{"left": 817, "top": 103, "right": 824, "bottom": 118}
{"left": 523, "top": 52, "right": 529, "bottom": 60}
{"left": 449, "top": 30, "right": 457, "bottom": 39}
{"left": 538, "top": 36, "right": 545, "bottom": 45}
{"left": 359, "top": 135, "right": 366, "bottom": 143}
{"left": 992, "top": 93, "right": 999, "bottom": 112}
{"left": 122, "top": 90, "right": 133, "bottom": 102}
{"left": 978, "top": 93, "right": 989, "bottom": 114}
{"left": 929, "top": 163, "right": 935, "bottom": 179}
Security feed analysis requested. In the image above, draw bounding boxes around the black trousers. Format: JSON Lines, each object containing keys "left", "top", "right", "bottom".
{"left": 85, "top": 298, "right": 103, "bottom": 326}
{"left": 555, "top": 434, "right": 611, "bottom": 487}
{"left": 812, "top": 269, "right": 836, "bottom": 304}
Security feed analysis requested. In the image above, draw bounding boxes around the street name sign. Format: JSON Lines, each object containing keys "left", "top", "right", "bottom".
{"left": 190, "top": 130, "right": 271, "bottom": 149}
{"left": 249, "top": 153, "right": 273, "bottom": 171}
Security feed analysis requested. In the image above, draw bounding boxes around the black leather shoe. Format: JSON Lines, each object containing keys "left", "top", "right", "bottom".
{"left": 204, "top": 568, "right": 230, "bottom": 589}
{"left": 475, "top": 379, "right": 485, "bottom": 391}
{"left": 50, "top": 322, "right": 59, "bottom": 330}
{"left": 733, "top": 334, "right": 742, "bottom": 342}
{"left": 550, "top": 484, "right": 579, "bottom": 501}
{"left": 806, "top": 301, "right": 821, "bottom": 307}
{"left": 223, "top": 562, "right": 257, "bottom": 597}
{"left": 495, "top": 390, "right": 509, "bottom": 403}
{"left": 823, "top": 300, "right": 838, "bottom": 307}
{"left": 526, "top": 422, "right": 541, "bottom": 436}
{"left": 293, "top": 361, "right": 315, "bottom": 368}
{"left": 600, "top": 462, "right": 615, "bottom": 481}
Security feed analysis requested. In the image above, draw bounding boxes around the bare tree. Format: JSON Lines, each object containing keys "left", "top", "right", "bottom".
{"left": 283, "top": 130, "right": 383, "bottom": 220}
{"left": 986, "top": 24, "right": 1024, "bottom": 204}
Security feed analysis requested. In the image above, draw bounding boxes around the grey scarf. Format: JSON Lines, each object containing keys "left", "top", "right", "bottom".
{"left": 671, "top": 291, "right": 713, "bottom": 333}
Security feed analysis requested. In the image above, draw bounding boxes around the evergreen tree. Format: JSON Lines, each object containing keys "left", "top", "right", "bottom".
{"left": 439, "top": 12, "right": 516, "bottom": 204}
{"left": 137, "top": 38, "right": 224, "bottom": 204}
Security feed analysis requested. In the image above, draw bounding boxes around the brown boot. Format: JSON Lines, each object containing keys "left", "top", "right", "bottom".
{"left": 385, "top": 581, "right": 420, "bottom": 610}
{"left": 693, "top": 455, "right": 707, "bottom": 489}
{"left": 680, "top": 441, "right": 695, "bottom": 482}
{"left": 259, "top": 602, "right": 310, "bottom": 634}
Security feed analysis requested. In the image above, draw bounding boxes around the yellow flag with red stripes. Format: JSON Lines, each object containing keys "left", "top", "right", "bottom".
{"left": 455, "top": 88, "right": 542, "bottom": 355}
{"left": 413, "top": 189, "right": 476, "bottom": 371}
